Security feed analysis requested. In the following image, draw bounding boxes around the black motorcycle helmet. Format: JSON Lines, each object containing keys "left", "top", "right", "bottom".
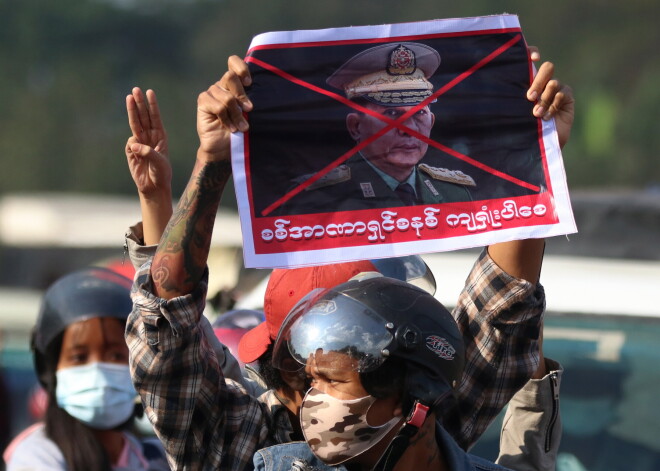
{"left": 31, "top": 267, "right": 133, "bottom": 387}
{"left": 273, "top": 273, "right": 465, "bottom": 417}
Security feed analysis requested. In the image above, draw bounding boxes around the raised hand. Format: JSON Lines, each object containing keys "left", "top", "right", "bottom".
{"left": 125, "top": 88, "right": 172, "bottom": 198}
{"left": 526, "top": 48, "right": 575, "bottom": 149}
{"left": 125, "top": 87, "right": 173, "bottom": 245}
{"left": 196, "top": 55, "right": 253, "bottom": 162}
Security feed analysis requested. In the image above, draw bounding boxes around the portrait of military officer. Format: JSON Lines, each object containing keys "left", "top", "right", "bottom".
{"left": 280, "top": 42, "right": 476, "bottom": 215}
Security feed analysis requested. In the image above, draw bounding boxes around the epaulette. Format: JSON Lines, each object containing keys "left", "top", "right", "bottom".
{"left": 293, "top": 165, "right": 352, "bottom": 190}
{"left": 418, "top": 163, "right": 476, "bottom": 187}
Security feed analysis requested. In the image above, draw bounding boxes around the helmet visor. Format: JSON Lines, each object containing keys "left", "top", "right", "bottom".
{"left": 273, "top": 287, "right": 394, "bottom": 374}
{"left": 370, "top": 255, "right": 436, "bottom": 295}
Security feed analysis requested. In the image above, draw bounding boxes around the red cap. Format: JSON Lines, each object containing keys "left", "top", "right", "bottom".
{"left": 237, "top": 261, "right": 377, "bottom": 364}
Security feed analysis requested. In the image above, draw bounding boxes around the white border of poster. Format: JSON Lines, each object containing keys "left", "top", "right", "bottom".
{"left": 231, "top": 15, "right": 576, "bottom": 268}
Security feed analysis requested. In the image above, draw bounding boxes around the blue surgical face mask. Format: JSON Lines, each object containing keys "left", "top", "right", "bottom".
{"left": 56, "top": 362, "right": 136, "bottom": 430}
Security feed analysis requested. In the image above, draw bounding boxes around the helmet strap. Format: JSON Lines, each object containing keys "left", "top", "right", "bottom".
{"left": 373, "top": 401, "right": 429, "bottom": 471}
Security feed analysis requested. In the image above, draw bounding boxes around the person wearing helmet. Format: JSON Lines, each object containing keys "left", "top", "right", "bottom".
{"left": 124, "top": 203, "right": 561, "bottom": 470}
{"left": 3, "top": 268, "right": 169, "bottom": 471}
{"left": 261, "top": 274, "right": 512, "bottom": 470}
{"left": 124, "top": 46, "right": 570, "bottom": 470}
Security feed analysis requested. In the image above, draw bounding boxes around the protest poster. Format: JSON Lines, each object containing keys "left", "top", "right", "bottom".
{"left": 231, "top": 14, "right": 576, "bottom": 268}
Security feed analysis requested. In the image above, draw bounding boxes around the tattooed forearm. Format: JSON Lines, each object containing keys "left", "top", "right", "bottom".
{"left": 151, "top": 159, "right": 232, "bottom": 298}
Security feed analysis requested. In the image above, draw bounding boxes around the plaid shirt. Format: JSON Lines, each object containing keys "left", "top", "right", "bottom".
{"left": 446, "top": 250, "right": 545, "bottom": 450}
{"left": 126, "top": 249, "right": 544, "bottom": 470}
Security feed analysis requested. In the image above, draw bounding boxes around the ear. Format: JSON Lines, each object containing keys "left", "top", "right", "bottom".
{"left": 430, "top": 111, "right": 435, "bottom": 128}
{"left": 346, "top": 113, "right": 362, "bottom": 141}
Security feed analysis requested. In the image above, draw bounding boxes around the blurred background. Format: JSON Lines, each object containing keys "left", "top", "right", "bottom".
{"left": 1, "top": 1, "right": 659, "bottom": 469}
{"left": 1, "top": 0, "right": 658, "bottom": 202}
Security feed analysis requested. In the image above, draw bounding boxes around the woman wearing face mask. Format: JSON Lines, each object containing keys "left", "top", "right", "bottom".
{"left": 3, "top": 267, "right": 169, "bottom": 471}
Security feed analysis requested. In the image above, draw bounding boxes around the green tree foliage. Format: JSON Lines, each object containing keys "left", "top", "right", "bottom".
{"left": 0, "top": 0, "right": 658, "bottom": 206}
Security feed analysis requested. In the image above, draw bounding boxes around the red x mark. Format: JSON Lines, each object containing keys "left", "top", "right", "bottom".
{"left": 246, "top": 34, "right": 538, "bottom": 217}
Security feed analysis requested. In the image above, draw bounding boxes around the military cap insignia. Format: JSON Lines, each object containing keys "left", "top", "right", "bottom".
{"left": 295, "top": 165, "right": 351, "bottom": 191}
{"left": 387, "top": 45, "right": 416, "bottom": 76}
{"left": 419, "top": 163, "right": 476, "bottom": 187}
{"left": 326, "top": 42, "right": 440, "bottom": 106}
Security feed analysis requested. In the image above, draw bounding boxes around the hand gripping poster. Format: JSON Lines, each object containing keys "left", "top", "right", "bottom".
{"left": 231, "top": 15, "right": 576, "bottom": 268}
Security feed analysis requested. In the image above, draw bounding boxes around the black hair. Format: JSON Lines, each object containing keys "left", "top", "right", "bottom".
{"left": 40, "top": 317, "right": 133, "bottom": 471}
{"left": 258, "top": 342, "right": 287, "bottom": 391}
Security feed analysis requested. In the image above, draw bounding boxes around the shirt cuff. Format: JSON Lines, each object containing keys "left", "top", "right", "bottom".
{"left": 131, "top": 260, "right": 210, "bottom": 341}
{"left": 125, "top": 222, "right": 158, "bottom": 271}
{"left": 466, "top": 248, "right": 546, "bottom": 322}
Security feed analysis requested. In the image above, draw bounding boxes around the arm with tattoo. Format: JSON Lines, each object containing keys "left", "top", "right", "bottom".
{"left": 150, "top": 59, "right": 253, "bottom": 299}
{"left": 151, "top": 157, "right": 232, "bottom": 299}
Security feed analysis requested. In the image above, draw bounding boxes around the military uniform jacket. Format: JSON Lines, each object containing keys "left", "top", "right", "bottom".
{"left": 280, "top": 154, "right": 474, "bottom": 215}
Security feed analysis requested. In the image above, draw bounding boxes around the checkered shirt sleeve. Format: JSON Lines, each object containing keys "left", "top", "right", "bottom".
{"left": 126, "top": 261, "right": 272, "bottom": 471}
{"left": 444, "top": 249, "right": 546, "bottom": 450}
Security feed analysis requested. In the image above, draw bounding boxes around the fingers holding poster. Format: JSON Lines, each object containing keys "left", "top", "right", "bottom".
{"left": 231, "top": 15, "right": 575, "bottom": 268}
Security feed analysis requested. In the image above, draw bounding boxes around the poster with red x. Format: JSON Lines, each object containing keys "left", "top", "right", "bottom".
{"left": 231, "top": 14, "right": 576, "bottom": 268}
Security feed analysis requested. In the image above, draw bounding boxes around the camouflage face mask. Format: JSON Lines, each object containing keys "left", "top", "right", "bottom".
{"left": 300, "top": 388, "right": 401, "bottom": 465}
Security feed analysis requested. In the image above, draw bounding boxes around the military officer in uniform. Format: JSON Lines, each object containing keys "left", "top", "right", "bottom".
{"left": 282, "top": 42, "right": 475, "bottom": 214}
